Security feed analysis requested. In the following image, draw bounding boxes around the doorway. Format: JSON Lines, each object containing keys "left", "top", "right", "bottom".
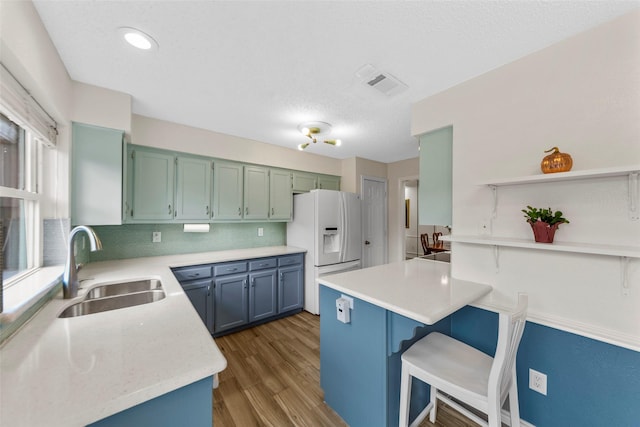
{"left": 361, "top": 176, "right": 387, "bottom": 268}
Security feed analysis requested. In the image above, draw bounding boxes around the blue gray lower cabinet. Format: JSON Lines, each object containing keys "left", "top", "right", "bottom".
{"left": 172, "top": 253, "right": 304, "bottom": 336}
{"left": 88, "top": 376, "right": 213, "bottom": 427}
{"left": 319, "top": 285, "right": 451, "bottom": 427}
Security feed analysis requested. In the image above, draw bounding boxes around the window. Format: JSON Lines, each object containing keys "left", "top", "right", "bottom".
{"left": 1, "top": 112, "right": 42, "bottom": 286}
{"left": 0, "top": 64, "right": 57, "bottom": 319}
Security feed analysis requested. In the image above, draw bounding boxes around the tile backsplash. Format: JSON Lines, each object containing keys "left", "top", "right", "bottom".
{"left": 89, "top": 222, "right": 286, "bottom": 262}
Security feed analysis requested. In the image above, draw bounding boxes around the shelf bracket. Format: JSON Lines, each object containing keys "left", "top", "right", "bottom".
{"left": 628, "top": 172, "right": 639, "bottom": 221}
{"left": 490, "top": 185, "right": 498, "bottom": 219}
{"left": 621, "top": 256, "right": 630, "bottom": 296}
{"left": 493, "top": 245, "right": 500, "bottom": 272}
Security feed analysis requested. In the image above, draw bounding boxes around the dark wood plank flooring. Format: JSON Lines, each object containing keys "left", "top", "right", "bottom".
{"left": 213, "top": 311, "right": 481, "bottom": 427}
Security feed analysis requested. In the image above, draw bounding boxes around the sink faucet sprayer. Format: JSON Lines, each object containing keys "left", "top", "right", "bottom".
{"left": 63, "top": 226, "right": 103, "bottom": 299}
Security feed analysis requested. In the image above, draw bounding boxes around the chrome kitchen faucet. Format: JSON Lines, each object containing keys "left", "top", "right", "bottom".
{"left": 63, "top": 226, "right": 103, "bottom": 299}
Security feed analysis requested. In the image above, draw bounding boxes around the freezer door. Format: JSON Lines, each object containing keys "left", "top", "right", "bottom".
{"left": 315, "top": 190, "right": 341, "bottom": 266}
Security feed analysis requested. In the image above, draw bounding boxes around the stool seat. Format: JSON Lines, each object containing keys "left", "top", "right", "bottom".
{"left": 402, "top": 332, "right": 493, "bottom": 402}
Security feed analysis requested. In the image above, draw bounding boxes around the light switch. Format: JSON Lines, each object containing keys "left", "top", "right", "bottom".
{"left": 257, "top": 227, "right": 264, "bottom": 237}
{"left": 152, "top": 231, "right": 161, "bottom": 243}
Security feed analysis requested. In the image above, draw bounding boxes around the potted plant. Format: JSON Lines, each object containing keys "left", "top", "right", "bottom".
{"left": 521, "top": 206, "right": 569, "bottom": 243}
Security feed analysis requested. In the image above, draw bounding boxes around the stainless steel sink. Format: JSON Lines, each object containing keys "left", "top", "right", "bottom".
{"left": 59, "top": 279, "right": 165, "bottom": 318}
{"left": 85, "top": 279, "right": 163, "bottom": 299}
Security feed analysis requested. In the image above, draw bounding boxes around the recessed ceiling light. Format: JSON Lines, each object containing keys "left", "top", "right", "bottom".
{"left": 118, "top": 27, "right": 158, "bottom": 51}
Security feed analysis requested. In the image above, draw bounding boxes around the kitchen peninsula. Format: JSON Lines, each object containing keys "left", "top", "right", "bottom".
{"left": 318, "top": 258, "right": 492, "bottom": 427}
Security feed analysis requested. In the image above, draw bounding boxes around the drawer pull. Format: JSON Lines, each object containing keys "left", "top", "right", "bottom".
{"left": 188, "top": 273, "right": 200, "bottom": 278}
{"left": 227, "top": 267, "right": 238, "bottom": 272}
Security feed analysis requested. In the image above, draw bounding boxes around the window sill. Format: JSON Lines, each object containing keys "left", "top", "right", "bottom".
{"left": 1, "top": 266, "right": 63, "bottom": 331}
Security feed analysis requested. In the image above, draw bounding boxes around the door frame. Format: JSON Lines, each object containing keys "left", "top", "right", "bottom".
{"left": 360, "top": 175, "right": 388, "bottom": 267}
{"left": 398, "top": 174, "right": 419, "bottom": 262}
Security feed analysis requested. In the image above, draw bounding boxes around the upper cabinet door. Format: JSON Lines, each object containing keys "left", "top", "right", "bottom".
{"left": 317, "top": 174, "right": 341, "bottom": 191}
{"left": 419, "top": 126, "right": 452, "bottom": 226}
{"left": 269, "top": 169, "right": 292, "bottom": 221}
{"left": 71, "top": 122, "right": 125, "bottom": 226}
{"left": 243, "top": 166, "right": 269, "bottom": 220}
{"left": 131, "top": 147, "right": 176, "bottom": 221}
{"left": 175, "top": 156, "right": 212, "bottom": 221}
{"left": 292, "top": 172, "right": 317, "bottom": 192}
{"left": 213, "top": 161, "right": 243, "bottom": 220}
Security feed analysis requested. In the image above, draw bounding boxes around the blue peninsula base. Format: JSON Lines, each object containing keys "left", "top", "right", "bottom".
{"left": 319, "top": 285, "right": 450, "bottom": 427}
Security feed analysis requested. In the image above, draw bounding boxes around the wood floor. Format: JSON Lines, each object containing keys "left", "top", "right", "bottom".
{"left": 212, "top": 311, "right": 481, "bottom": 427}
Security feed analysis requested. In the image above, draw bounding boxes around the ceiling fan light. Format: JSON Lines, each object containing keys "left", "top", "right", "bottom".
{"left": 301, "top": 127, "right": 311, "bottom": 137}
{"left": 335, "top": 139, "right": 342, "bottom": 147}
{"left": 298, "top": 142, "right": 309, "bottom": 150}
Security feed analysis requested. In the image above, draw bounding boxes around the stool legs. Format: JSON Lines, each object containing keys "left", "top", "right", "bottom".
{"left": 399, "top": 364, "right": 412, "bottom": 427}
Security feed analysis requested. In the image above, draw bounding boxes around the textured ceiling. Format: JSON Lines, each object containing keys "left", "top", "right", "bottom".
{"left": 33, "top": 1, "right": 638, "bottom": 163}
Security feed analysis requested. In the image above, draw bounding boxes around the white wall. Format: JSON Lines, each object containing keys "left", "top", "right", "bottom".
{"left": 412, "top": 10, "right": 640, "bottom": 350}
{"left": 72, "top": 82, "right": 132, "bottom": 133}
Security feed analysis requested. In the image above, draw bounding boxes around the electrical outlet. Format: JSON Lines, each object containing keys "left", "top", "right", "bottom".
{"left": 152, "top": 231, "right": 161, "bottom": 243}
{"left": 257, "top": 227, "right": 264, "bottom": 237}
{"left": 529, "top": 368, "right": 547, "bottom": 395}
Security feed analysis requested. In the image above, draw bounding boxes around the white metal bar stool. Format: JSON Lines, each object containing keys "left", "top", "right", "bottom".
{"left": 399, "top": 294, "right": 528, "bottom": 427}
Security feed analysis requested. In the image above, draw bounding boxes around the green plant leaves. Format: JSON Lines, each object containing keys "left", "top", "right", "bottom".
{"left": 522, "top": 205, "right": 569, "bottom": 225}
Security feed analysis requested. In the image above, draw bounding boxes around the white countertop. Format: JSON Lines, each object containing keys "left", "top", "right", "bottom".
{"left": 0, "top": 246, "right": 305, "bottom": 427}
{"left": 318, "top": 258, "right": 492, "bottom": 325}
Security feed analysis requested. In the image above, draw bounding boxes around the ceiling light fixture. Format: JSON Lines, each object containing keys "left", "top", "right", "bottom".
{"left": 118, "top": 27, "right": 158, "bottom": 51}
{"left": 297, "top": 121, "right": 342, "bottom": 151}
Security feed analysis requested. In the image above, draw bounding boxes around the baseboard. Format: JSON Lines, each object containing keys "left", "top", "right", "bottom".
{"left": 501, "top": 409, "right": 535, "bottom": 427}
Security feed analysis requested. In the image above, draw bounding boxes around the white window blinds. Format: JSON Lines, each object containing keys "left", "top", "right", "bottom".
{"left": 0, "top": 63, "right": 57, "bottom": 147}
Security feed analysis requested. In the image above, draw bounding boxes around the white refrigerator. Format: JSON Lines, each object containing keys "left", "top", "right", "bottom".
{"left": 287, "top": 189, "right": 362, "bottom": 315}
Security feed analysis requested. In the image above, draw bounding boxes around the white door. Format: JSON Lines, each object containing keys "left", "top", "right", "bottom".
{"left": 361, "top": 176, "right": 387, "bottom": 268}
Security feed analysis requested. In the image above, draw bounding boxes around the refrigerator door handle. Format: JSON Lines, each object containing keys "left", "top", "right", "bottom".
{"left": 339, "top": 193, "right": 346, "bottom": 263}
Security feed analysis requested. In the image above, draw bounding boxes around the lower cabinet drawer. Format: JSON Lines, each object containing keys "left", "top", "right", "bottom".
{"left": 172, "top": 265, "right": 212, "bottom": 282}
{"left": 278, "top": 254, "right": 303, "bottom": 267}
{"left": 214, "top": 262, "right": 248, "bottom": 276}
{"left": 249, "top": 258, "right": 277, "bottom": 271}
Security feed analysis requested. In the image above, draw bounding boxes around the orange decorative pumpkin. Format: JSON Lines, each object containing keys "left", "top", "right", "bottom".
{"left": 541, "top": 147, "right": 573, "bottom": 174}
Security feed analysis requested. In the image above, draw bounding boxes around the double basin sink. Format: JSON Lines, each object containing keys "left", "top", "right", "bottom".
{"left": 59, "top": 279, "right": 165, "bottom": 318}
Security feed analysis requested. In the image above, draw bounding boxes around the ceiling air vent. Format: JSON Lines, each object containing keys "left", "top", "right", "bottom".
{"left": 356, "top": 64, "right": 408, "bottom": 98}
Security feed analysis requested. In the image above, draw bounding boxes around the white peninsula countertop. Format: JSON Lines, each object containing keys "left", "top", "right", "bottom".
{"left": 318, "top": 258, "right": 492, "bottom": 325}
{"left": 0, "top": 246, "right": 305, "bottom": 427}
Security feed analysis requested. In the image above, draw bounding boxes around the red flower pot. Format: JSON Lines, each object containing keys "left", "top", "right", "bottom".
{"left": 529, "top": 221, "right": 560, "bottom": 243}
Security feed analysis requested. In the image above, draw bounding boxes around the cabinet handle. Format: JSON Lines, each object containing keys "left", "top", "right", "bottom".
{"left": 251, "top": 277, "right": 255, "bottom": 287}
{"left": 271, "top": 207, "right": 274, "bottom": 215}
{"left": 206, "top": 205, "right": 210, "bottom": 215}
{"left": 168, "top": 204, "right": 172, "bottom": 215}
{"left": 280, "top": 272, "right": 284, "bottom": 281}
{"left": 245, "top": 207, "right": 249, "bottom": 215}
{"left": 238, "top": 207, "right": 241, "bottom": 216}
{"left": 207, "top": 285, "right": 211, "bottom": 296}
{"left": 243, "top": 279, "right": 247, "bottom": 289}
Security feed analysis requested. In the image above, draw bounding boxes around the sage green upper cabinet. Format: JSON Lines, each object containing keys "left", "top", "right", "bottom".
{"left": 175, "top": 156, "right": 212, "bottom": 221}
{"left": 269, "top": 169, "right": 292, "bottom": 220}
{"left": 317, "top": 174, "right": 340, "bottom": 191}
{"left": 419, "top": 126, "right": 452, "bottom": 226}
{"left": 243, "top": 166, "right": 269, "bottom": 220}
{"left": 212, "top": 161, "right": 243, "bottom": 220}
{"left": 71, "top": 122, "right": 125, "bottom": 226}
{"left": 292, "top": 172, "right": 317, "bottom": 193}
{"left": 129, "top": 146, "right": 176, "bottom": 221}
